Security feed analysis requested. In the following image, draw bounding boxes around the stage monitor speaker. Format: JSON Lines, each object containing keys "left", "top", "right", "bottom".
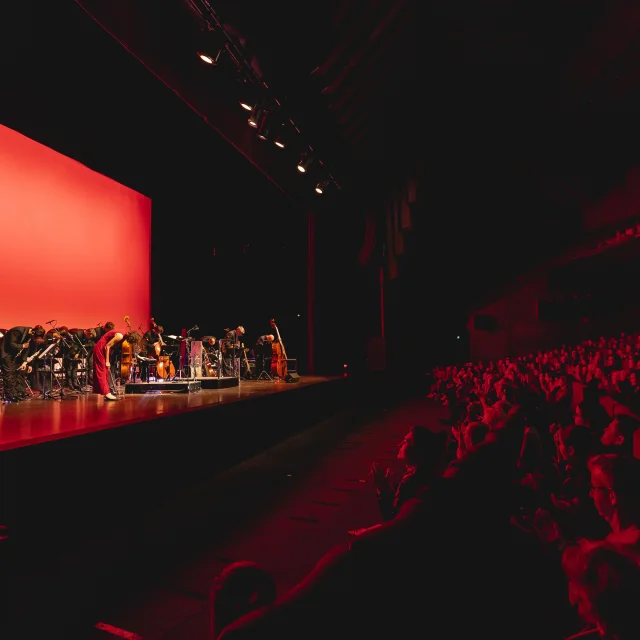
{"left": 285, "top": 372, "right": 300, "bottom": 383}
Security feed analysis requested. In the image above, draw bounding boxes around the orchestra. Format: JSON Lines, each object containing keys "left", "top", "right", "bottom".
{"left": 0, "top": 317, "right": 293, "bottom": 403}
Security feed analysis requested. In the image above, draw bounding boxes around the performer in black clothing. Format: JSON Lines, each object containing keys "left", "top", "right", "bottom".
{"left": 95, "top": 321, "right": 115, "bottom": 341}
{"left": 255, "top": 334, "right": 275, "bottom": 376}
{"left": 222, "top": 326, "right": 245, "bottom": 377}
{"left": 201, "top": 336, "right": 219, "bottom": 376}
{"left": 1, "top": 325, "right": 44, "bottom": 402}
{"left": 81, "top": 328, "right": 98, "bottom": 385}
{"left": 66, "top": 327, "right": 96, "bottom": 390}
{"left": 140, "top": 324, "right": 163, "bottom": 382}
{"left": 51, "top": 326, "right": 81, "bottom": 391}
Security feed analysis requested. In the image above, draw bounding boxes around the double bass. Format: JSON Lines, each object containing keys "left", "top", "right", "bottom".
{"left": 120, "top": 315, "right": 134, "bottom": 382}
{"left": 151, "top": 317, "right": 175, "bottom": 379}
{"left": 270, "top": 318, "right": 288, "bottom": 378}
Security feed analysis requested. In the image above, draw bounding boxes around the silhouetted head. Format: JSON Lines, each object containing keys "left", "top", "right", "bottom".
{"left": 210, "top": 561, "right": 275, "bottom": 639}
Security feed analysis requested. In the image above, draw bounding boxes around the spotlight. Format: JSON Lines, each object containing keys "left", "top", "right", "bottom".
{"left": 248, "top": 105, "right": 264, "bottom": 128}
{"left": 239, "top": 85, "right": 257, "bottom": 112}
{"left": 257, "top": 115, "right": 272, "bottom": 140}
{"left": 273, "top": 125, "right": 286, "bottom": 148}
{"left": 315, "top": 179, "right": 330, "bottom": 194}
{"left": 198, "top": 50, "right": 221, "bottom": 65}
{"left": 297, "top": 153, "right": 313, "bottom": 173}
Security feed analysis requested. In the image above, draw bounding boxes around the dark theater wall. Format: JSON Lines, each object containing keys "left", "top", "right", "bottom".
{"left": 468, "top": 278, "right": 554, "bottom": 362}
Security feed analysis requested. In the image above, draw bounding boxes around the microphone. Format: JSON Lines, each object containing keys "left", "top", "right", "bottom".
{"left": 46, "top": 319, "right": 55, "bottom": 325}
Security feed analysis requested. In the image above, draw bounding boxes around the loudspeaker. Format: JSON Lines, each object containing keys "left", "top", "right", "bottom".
{"left": 284, "top": 372, "right": 300, "bottom": 383}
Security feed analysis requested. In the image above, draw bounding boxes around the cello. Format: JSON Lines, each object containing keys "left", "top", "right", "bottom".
{"left": 270, "top": 318, "right": 288, "bottom": 378}
{"left": 120, "top": 315, "right": 134, "bottom": 382}
{"left": 151, "top": 317, "right": 175, "bottom": 379}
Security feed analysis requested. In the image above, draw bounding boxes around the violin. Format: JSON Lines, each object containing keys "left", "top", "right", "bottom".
{"left": 270, "top": 318, "right": 288, "bottom": 378}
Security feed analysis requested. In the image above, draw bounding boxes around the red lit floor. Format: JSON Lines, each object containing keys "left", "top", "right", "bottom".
{"left": 86, "top": 397, "right": 446, "bottom": 640}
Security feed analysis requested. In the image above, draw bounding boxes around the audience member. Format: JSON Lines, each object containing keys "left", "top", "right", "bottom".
{"left": 210, "top": 561, "right": 276, "bottom": 640}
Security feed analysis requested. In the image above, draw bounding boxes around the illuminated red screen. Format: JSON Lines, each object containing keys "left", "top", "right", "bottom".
{"left": 0, "top": 125, "right": 151, "bottom": 331}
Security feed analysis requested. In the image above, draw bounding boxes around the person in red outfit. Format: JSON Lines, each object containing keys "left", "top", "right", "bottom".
{"left": 92, "top": 329, "right": 136, "bottom": 400}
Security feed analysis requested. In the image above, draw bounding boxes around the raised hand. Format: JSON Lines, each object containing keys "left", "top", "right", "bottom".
{"left": 370, "top": 462, "right": 391, "bottom": 492}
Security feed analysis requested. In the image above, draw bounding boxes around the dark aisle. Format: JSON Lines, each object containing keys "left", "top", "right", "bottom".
{"left": 84, "top": 397, "right": 446, "bottom": 640}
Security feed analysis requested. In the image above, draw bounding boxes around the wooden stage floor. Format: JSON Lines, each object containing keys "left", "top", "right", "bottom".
{"left": 0, "top": 376, "right": 337, "bottom": 452}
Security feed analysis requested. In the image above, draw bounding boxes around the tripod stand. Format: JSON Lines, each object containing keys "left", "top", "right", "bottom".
{"left": 256, "top": 343, "right": 273, "bottom": 381}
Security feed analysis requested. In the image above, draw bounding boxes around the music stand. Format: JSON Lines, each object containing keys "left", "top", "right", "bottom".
{"left": 256, "top": 342, "right": 273, "bottom": 381}
{"left": 72, "top": 333, "right": 90, "bottom": 393}
{"left": 38, "top": 342, "right": 63, "bottom": 400}
{"left": 58, "top": 334, "right": 79, "bottom": 399}
{"left": 164, "top": 335, "right": 185, "bottom": 380}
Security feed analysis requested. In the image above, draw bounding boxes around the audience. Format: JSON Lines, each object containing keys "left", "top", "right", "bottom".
{"left": 216, "top": 332, "right": 640, "bottom": 639}
{"left": 210, "top": 561, "right": 276, "bottom": 639}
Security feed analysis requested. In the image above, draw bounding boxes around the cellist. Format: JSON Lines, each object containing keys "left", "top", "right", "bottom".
{"left": 141, "top": 321, "right": 164, "bottom": 382}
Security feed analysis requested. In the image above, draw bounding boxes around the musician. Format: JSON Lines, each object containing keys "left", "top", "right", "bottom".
{"left": 222, "top": 326, "right": 245, "bottom": 377}
{"left": 21, "top": 332, "right": 50, "bottom": 396}
{"left": 201, "top": 336, "right": 219, "bottom": 377}
{"left": 140, "top": 323, "right": 164, "bottom": 382}
{"left": 0, "top": 325, "right": 45, "bottom": 402}
{"left": 95, "top": 321, "right": 115, "bottom": 341}
{"left": 45, "top": 326, "right": 78, "bottom": 391}
{"left": 66, "top": 327, "right": 96, "bottom": 391}
{"left": 82, "top": 328, "right": 98, "bottom": 385}
{"left": 255, "top": 334, "right": 275, "bottom": 376}
{"left": 93, "top": 328, "right": 138, "bottom": 401}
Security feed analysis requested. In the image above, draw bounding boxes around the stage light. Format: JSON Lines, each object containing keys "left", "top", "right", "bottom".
{"left": 248, "top": 105, "right": 265, "bottom": 128}
{"left": 239, "top": 86, "right": 258, "bottom": 112}
{"left": 315, "top": 179, "right": 329, "bottom": 194}
{"left": 297, "top": 153, "right": 313, "bottom": 173}
{"left": 198, "top": 52, "right": 215, "bottom": 64}
{"left": 257, "top": 112, "right": 272, "bottom": 140}
{"left": 273, "top": 124, "right": 286, "bottom": 148}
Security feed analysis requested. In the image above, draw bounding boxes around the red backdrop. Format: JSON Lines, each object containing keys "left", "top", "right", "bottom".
{"left": 0, "top": 125, "right": 151, "bottom": 330}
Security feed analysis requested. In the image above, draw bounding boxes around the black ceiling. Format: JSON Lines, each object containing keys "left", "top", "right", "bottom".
{"left": 5, "top": 0, "right": 640, "bottom": 312}
{"left": 70, "top": 0, "right": 640, "bottom": 199}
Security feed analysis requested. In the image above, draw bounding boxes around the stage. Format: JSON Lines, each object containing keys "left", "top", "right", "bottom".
{"left": 0, "top": 376, "right": 332, "bottom": 452}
